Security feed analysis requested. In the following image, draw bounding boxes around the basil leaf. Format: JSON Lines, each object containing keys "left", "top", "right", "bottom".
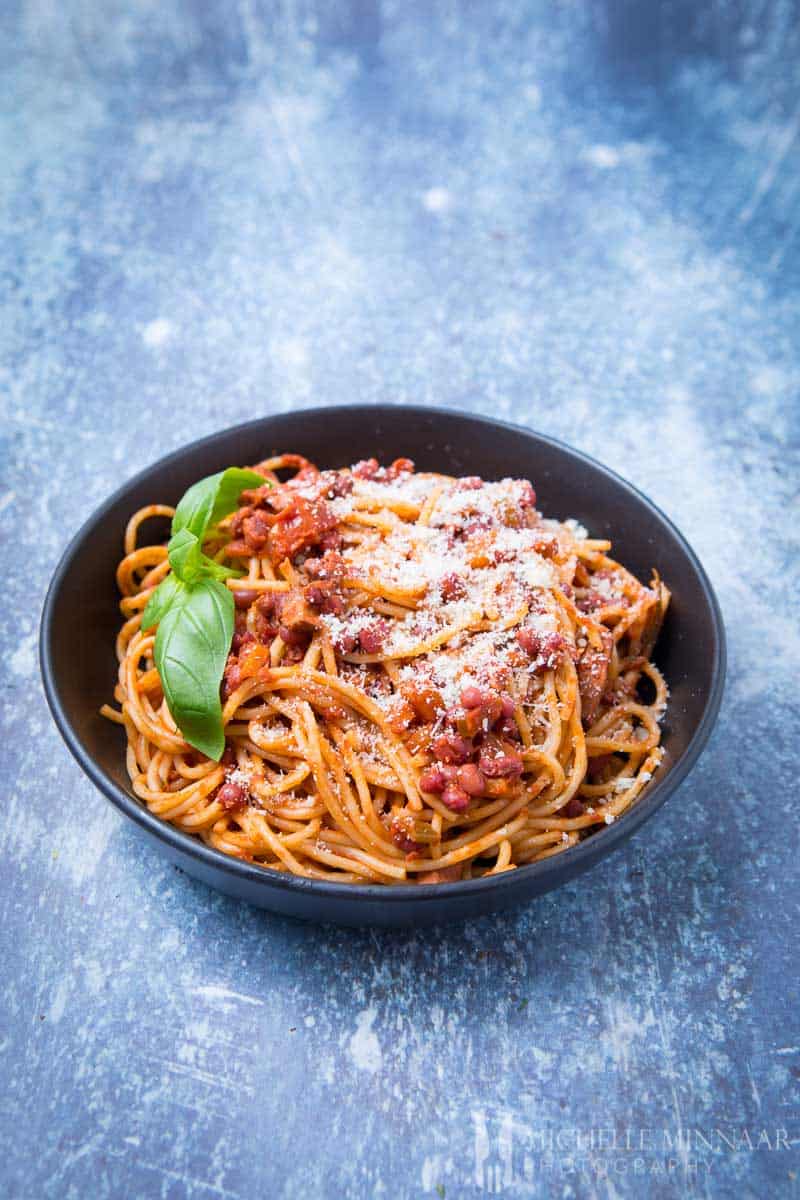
{"left": 154, "top": 578, "right": 234, "bottom": 761}
{"left": 167, "top": 528, "right": 244, "bottom": 587}
{"left": 172, "top": 468, "right": 267, "bottom": 541}
{"left": 141, "top": 574, "right": 184, "bottom": 631}
{"left": 167, "top": 527, "right": 205, "bottom": 582}
{"left": 145, "top": 464, "right": 266, "bottom": 755}
{"left": 199, "top": 558, "right": 243, "bottom": 581}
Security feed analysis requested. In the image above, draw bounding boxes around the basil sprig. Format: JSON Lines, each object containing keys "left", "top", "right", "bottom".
{"left": 154, "top": 578, "right": 235, "bottom": 762}
{"left": 141, "top": 467, "right": 267, "bottom": 761}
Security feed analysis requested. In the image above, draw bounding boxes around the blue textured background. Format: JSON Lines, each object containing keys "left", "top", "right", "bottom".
{"left": 2, "top": 2, "right": 799, "bottom": 1196}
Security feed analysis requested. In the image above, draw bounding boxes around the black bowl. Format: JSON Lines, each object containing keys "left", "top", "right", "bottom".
{"left": 40, "top": 406, "right": 725, "bottom": 927}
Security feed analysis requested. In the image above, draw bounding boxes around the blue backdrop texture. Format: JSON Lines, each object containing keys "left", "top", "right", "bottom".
{"left": 1, "top": 2, "right": 799, "bottom": 1197}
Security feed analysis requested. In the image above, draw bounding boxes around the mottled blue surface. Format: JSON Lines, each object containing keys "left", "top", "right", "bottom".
{"left": 2, "top": 3, "right": 799, "bottom": 1197}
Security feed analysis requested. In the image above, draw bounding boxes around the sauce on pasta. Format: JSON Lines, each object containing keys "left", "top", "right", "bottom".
{"left": 102, "top": 455, "right": 669, "bottom": 884}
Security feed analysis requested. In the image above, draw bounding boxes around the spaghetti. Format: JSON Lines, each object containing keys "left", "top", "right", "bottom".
{"left": 103, "top": 454, "right": 670, "bottom": 884}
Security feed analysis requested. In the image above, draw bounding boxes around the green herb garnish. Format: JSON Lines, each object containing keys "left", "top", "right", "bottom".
{"left": 141, "top": 467, "right": 267, "bottom": 760}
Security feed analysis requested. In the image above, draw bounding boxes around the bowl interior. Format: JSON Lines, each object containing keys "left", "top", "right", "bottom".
{"left": 42, "top": 406, "right": 723, "bottom": 915}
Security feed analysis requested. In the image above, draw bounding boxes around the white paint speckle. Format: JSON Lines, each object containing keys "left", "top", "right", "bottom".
{"left": 9, "top": 633, "right": 36, "bottom": 678}
{"left": 421, "top": 187, "right": 452, "bottom": 214}
{"left": 193, "top": 984, "right": 264, "bottom": 1007}
{"left": 348, "top": 1006, "right": 382, "bottom": 1073}
{"left": 63, "top": 806, "right": 118, "bottom": 887}
{"left": 141, "top": 318, "right": 174, "bottom": 348}
{"left": 48, "top": 976, "right": 70, "bottom": 1023}
{"left": 751, "top": 365, "right": 787, "bottom": 395}
{"left": 602, "top": 999, "right": 656, "bottom": 1075}
{"left": 472, "top": 1109, "right": 490, "bottom": 1189}
{"left": 271, "top": 336, "right": 309, "bottom": 371}
{"left": 82, "top": 960, "right": 106, "bottom": 993}
{"left": 583, "top": 144, "right": 620, "bottom": 169}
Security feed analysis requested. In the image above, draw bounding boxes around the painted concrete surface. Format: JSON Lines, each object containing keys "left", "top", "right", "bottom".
{"left": 2, "top": 3, "right": 799, "bottom": 1197}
